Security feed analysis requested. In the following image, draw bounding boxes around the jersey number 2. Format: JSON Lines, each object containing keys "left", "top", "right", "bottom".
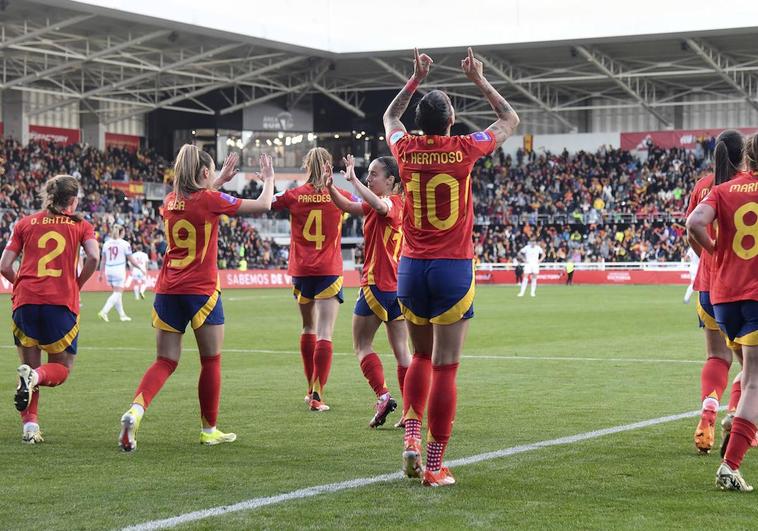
{"left": 37, "top": 231, "right": 66, "bottom": 278}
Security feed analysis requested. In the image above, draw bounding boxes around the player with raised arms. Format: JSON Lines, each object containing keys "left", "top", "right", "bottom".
{"left": 118, "top": 148, "right": 275, "bottom": 451}
{"left": 272, "top": 147, "right": 353, "bottom": 412}
{"left": 383, "top": 47, "right": 519, "bottom": 486}
{"left": 1, "top": 175, "right": 100, "bottom": 444}
{"left": 687, "top": 132, "right": 758, "bottom": 491}
{"left": 97, "top": 224, "right": 146, "bottom": 322}
{"left": 327, "top": 154, "right": 411, "bottom": 428}
{"left": 517, "top": 238, "right": 545, "bottom": 297}
{"left": 686, "top": 130, "right": 744, "bottom": 455}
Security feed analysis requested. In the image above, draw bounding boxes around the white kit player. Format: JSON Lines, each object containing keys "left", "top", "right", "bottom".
{"left": 683, "top": 246, "right": 699, "bottom": 304}
{"left": 517, "top": 239, "right": 545, "bottom": 297}
{"left": 129, "top": 244, "right": 150, "bottom": 300}
{"left": 97, "top": 225, "right": 145, "bottom": 322}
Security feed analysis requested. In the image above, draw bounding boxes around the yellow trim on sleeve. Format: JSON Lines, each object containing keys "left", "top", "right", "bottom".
{"left": 191, "top": 290, "right": 220, "bottom": 329}
{"left": 399, "top": 301, "right": 430, "bottom": 326}
{"left": 40, "top": 317, "right": 80, "bottom": 354}
{"left": 430, "top": 262, "right": 476, "bottom": 325}
{"left": 315, "top": 276, "right": 343, "bottom": 300}
{"left": 363, "top": 286, "right": 389, "bottom": 322}
{"left": 151, "top": 308, "right": 182, "bottom": 333}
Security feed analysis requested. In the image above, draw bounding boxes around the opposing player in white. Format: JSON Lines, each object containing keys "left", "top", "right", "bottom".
{"left": 683, "top": 246, "right": 699, "bottom": 304}
{"left": 517, "top": 239, "right": 544, "bottom": 298}
{"left": 129, "top": 245, "right": 150, "bottom": 300}
{"left": 97, "top": 225, "right": 145, "bottom": 322}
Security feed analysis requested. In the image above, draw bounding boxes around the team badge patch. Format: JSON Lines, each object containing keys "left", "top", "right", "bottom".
{"left": 389, "top": 130, "right": 405, "bottom": 145}
{"left": 220, "top": 192, "right": 238, "bottom": 205}
{"left": 472, "top": 131, "right": 491, "bottom": 142}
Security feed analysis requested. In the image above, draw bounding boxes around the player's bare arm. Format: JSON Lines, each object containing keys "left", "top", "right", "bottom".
{"left": 238, "top": 153, "right": 275, "bottom": 215}
{"left": 326, "top": 157, "right": 364, "bottom": 217}
{"left": 686, "top": 203, "right": 717, "bottom": 254}
{"left": 462, "top": 47, "right": 519, "bottom": 146}
{"left": 211, "top": 152, "right": 239, "bottom": 191}
{"left": 127, "top": 253, "right": 147, "bottom": 275}
{"left": 383, "top": 48, "right": 432, "bottom": 138}
{"left": 78, "top": 239, "right": 100, "bottom": 288}
{"left": 343, "top": 155, "right": 390, "bottom": 216}
{"left": 0, "top": 249, "right": 18, "bottom": 284}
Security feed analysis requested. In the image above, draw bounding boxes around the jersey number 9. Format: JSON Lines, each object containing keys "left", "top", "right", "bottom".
{"left": 166, "top": 219, "right": 212, "bottom": 268}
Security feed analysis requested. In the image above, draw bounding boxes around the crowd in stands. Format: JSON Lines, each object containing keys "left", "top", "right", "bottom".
{"left": 0, "top": 139, "right": 287, "bottom": 269}
{"left": 1, "top": 137, "right": 712, "bottom": 268}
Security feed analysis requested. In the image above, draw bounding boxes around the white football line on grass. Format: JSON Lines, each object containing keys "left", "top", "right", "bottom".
{"left": 122, "top": 408, "right": 705, "bottom": 531}
{"left": 0, "top": 345, "right": 701, "bottom": 364}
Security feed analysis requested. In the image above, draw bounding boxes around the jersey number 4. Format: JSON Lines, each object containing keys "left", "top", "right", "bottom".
{"left": 303, "top": 210, "right": 326, "bottom": 250}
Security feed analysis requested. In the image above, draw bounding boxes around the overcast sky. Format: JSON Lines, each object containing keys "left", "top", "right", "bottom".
{"left": 78, "top": 0, "right": 758, "bottom": 53}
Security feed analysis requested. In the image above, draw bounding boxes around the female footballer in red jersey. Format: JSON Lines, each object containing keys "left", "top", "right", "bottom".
{"left": 688, "top": 133, "right": 758, "bottom": 492}
{"left": 327, "top": 154, "right": 411, "bottom": 428}
{"left": 118, "top": 147, "right": 275, "bottom": 451}
{"left": 687, "top": 130, "right": 745, "bottom": 455}
{"left": 272, "top": 147, "right": 353, "bottom": 411}
{"left": 383, "top": 47, "right": 519, "bottom": 486}
{"left": 0, "top": 175, "right": 100, "bottom": 444}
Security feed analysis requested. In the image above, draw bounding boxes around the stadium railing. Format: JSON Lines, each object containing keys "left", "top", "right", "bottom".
{"left": 477, "top": 261, "right": 688, "bottom": 271}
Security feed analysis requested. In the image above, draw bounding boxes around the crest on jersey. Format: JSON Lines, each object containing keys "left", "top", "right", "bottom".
{"left": 472, "top": 131, "right": 491, "bottom": 142}
{"left": 389, "top": 130, "right": 405, "bottom": 145}
{"left": 219, "top": 192, "right": 238, "bottom": 205}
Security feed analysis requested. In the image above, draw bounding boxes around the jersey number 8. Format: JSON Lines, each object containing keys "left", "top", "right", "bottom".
{"left": 732, "top": 202, "right": 758, "bottom": 260}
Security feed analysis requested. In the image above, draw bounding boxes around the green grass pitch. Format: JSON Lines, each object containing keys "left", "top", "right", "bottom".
{"left": 1, "top": 285, "right": 757, "bottom": 529}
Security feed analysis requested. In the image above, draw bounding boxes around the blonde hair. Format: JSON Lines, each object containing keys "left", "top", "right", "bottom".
{"left": 303, "top": 147, "right": 332, "bottom": 191}
{"left": 111, "top": 224, "right": 125, "bottom": 239}
{"left": 173, "top": 144, "right": 214, "bottom": 198}
{"left": 41, "top": 174, "right": 82, "bottom": 221}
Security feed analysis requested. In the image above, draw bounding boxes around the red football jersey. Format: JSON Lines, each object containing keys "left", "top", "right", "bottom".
{"left": 155, "top": 189, "right": 241, "bottom": 295}
{"left": 6, "top": 211, "right": 96, "bottom": 314}
{"left": 686, "top": 174, "right": 714, "bottom": 291}
{"left": 272, "top": 183, "right": 352, "bottom": 277}
{"left": 361, "top": 194, "right": 403, "bottom": 291}
{"left": 389, "top": 130, "right": 496, "bottom": 259}
{"left": 702, "top": 171, "right": 758, "bottom": 304}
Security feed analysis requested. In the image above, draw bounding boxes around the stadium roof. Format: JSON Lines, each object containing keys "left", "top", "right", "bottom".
{"left": 2, "top": 0, "right": 758, "bottom": 131}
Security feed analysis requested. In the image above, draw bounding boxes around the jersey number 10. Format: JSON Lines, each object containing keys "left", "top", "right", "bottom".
{"left": 407, "top": 172, "right": 467, "bottom": 230}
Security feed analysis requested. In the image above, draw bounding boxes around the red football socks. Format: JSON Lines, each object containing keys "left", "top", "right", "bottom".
{"left": 397, "top": 365, "right": 408, "bottom": 396}
{"left": 199, "top": 354, "right": 221, "bottom": 429}
{"left": 21, "top": 389, "right": 39, "bottom": 424}
{"left": 724, "top": 417, "right": 757, "bottom": 470}
{"left": 360, "top": 353, "right": 388, "bottom": 397}
{"left": 728, "top": 376, "right": 742, "bottom": 412}
{"left": 311, "top": 339, "right": 333, "bottom": 397}
{"left": 402, "top": 352, "right": 432, "bottom": 422}
{"left": 700, "top": 357, "right": 730, "bottom": 402}
{"left": 300, "top": 333, "right": 316, "bottom": 393}
{"left": 133, "top": 356, "right": 178, "bottom": 409}
{"left": 35, "top": 362, "right": 69, "bottom": 387}
{"left": 426, "top": 362, "right": 459, "bottom": 471}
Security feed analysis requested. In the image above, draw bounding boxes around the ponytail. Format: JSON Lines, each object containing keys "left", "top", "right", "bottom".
{"left": 41, "top": 175, "right": 82, "bottom": 221}
{"left": 303, "top": 147, "right": 333, "bottom": 191}
{"left": 714, "top": 129, "right": 744, "bottom": 185}
{"left": 173, "top": 144, "right": 213, "bottom": 198}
